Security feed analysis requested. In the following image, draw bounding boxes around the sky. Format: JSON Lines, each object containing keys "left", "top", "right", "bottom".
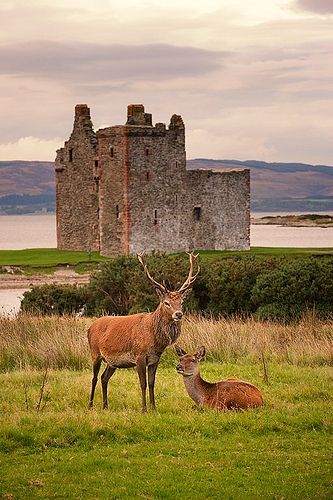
{"left": 0, "top": 0, "right": 332, "bottom": 164}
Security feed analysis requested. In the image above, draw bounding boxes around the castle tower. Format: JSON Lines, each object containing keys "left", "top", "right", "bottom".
{"left": 55, "top": 104, "right": 100, "bottom": 251}
{"left": 55, "top": 103, "right": 250, "bottom": 256}
{"left": 97, "top": 104, "right": 188, "bottom": 256}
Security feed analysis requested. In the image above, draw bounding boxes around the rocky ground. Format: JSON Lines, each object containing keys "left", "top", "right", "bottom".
{"left": 0, "top": 269, "right": 90, "bottom": 290}
{"left": 251, "top": 214, "right": 333, "bottom": 227}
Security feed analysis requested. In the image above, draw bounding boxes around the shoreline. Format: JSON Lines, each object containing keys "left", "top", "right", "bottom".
{"left": 0, "top": 270, "right": 90, "bottom": 290}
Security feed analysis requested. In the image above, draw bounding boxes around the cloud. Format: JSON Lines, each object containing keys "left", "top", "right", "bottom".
{"left": 295, "top": 0, "right": 333, "bottom": 14}
{"left": 0, "top": 41, "right": 224, "bottom": 83}
{"left": 0, "top": 137, "right": 63, "bottom": 161}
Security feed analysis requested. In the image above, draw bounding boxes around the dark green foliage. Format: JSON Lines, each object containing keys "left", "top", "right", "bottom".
{"left": 85, "top": 253, "right": 200, "bottom": 315}
{"left": 21, "top": 254, "right": 333, "bottom": 321}
{"left": 202, "top": 256, "right": 279, "bottom": 316}
{"left": 252, "top": 257, "right": 333, "bottom": 321}
{"left": 21, "top": 284, "right": 87, "bottom": 315}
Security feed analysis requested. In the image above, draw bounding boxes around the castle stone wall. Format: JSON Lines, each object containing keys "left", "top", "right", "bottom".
{"left": 55, "top": 104, "right": 99, "bottom": 251}
{"left": 55, "top": 104, "right": 250, "bottom": 256}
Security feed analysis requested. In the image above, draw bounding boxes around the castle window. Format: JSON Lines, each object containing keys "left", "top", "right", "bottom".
{"left": 193, "top": 207, "right": 201, "bottom": 221}
{"left": 95, "top": 160, "right": 99, "bottom": 169}
{"left": 145, "top": 147, "right": 150, "bottom": 156}
{"left": 154, "top": 209, "right": 158, "bottom": 225}
{"left": 146, "top": 171, "right": 150, "bottom": 181}
{"left": 68, "top": 148, "right": 73, "bottom": 162}
{"left": 176, "top": 161, "right": 178, "bottom": 168}
{"left": 175, "top": 194, "right": 178, "bottom": 203}
{"left": 116, "top": 204, "right": 120, "bottom": 219}
{"left": 110, "top": 147, "right": 114, "bottom": 158}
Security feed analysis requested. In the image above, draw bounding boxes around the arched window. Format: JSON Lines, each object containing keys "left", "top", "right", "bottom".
{"left": 193, "top": 207, "right": 201, "bottom": 221}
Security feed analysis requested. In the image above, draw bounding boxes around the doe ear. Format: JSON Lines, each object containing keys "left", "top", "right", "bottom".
{"left": 195, "top": 346, "right": 206, "bottom": 361}
{"left": 174, "top": 345, "right": 187, "bottom": 357}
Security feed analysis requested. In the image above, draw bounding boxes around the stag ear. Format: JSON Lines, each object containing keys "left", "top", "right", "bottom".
{"left": 195, "top": 346, "right": 206, "bottom": 361}
{"left": 175, "top": 345, "right": 187, "bottom": 357}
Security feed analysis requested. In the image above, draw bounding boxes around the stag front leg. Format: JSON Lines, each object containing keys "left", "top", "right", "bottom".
{"left": 101, "top": 365, "right": 117, "bottom": 410}
{"left": 89, "top": 358, "right": 102, "bottom": 409}
{"left": 148, "top": 361, "right": 159, "bottom": 410}
{"left": 137, "top": 357, "right": 147, "bottom": 413}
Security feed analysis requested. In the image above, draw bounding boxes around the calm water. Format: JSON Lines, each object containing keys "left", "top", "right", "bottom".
{"left": 0, "top": 214, "right": 56, "bottom": 249}
{"left": 0, "top": 213, "right": 332, "bottom": 315}
{"left": 0, "top": 213, "right": 332, "bottom": 250}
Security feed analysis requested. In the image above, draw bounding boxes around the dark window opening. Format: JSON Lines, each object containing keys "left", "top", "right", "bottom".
{"left": 94, "top": 159, "right": 99, "bottom": 168}
{"left": 175, "top": 194, "right": 178, "bottom": 202}
{"left": 116, "top": 204, "right": 120, "bottom": 219}
{"left": 145, "top": 147, "right": 149, "bottom": 156}
{"left": 68, "top": 148, "right": 73, "bottom": 162}
{"left": 146, "top": 171, "right": 150, "bottom": 181}
{"left": 110, "top": 147, "right": 114, "bottom": 158}
{"left": 193, "top": 207, "right": 201, "bottom": 221}
{"left": 154, "top": 209, "right": 158, "bottom": 225}
{"left": 176, "top": 161, "right": 178, "bottom": 168}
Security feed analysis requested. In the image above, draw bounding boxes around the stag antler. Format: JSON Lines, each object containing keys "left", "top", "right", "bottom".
{"left": 137, "top": 253, "right": 168, "bottom": 294}
{"left": 178, "top": 252, "right": 200, "bottom": 294}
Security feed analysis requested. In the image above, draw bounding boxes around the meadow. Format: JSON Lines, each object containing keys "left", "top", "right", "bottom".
{"left": 0, "top": 314, "right": 332, "bottom": 499}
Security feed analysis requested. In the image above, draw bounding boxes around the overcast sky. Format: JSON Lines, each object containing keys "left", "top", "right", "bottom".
{"left": 0, "top": 0, "right": 332, "bottom": 164}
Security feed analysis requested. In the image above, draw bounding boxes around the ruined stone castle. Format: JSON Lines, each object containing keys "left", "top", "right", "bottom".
{"left": 55, "top": 104, "right": 250, "bottom": 256}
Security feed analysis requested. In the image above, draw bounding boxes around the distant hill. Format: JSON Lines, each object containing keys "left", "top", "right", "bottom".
{"left": 1, "top": 159, "right": 333, "bottom": 214}
{"left": 188, "top": 159, "right": 333, "bottom": 212}
{"left": 0, "top": 161, "right": 55, "bottom": 214}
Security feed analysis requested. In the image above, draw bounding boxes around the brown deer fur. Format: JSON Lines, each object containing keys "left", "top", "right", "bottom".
{"left": 88, "top": 253, "right": 199, "bottom": 412}
{"left": 175, "top": 346, "right": 264, "bottom": 411}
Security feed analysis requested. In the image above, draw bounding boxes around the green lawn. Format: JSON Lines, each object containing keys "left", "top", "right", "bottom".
{"left": 0, "top": 363, "right": 332, "bottom": 499}
{"left": 0, "top": 247, "right": 332, "bottom": 275}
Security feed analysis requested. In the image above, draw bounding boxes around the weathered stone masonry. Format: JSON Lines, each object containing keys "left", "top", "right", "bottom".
{"left": 55, "top": 104, "right": 250, "bottom": 256}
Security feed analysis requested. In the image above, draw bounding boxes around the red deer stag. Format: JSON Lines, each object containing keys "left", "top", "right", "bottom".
{"left": 175, "top": 346, "right": 264, "bottom": 411}
{"left": 88, "top": 253, "right": 199, "bottom": 412}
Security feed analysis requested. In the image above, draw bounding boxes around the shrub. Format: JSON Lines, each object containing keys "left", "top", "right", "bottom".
{"left": 21, "top": 284, "right": 87, "bottom": 315}
{"left": 252, "top": 258, "right": 333, "bottom": 321}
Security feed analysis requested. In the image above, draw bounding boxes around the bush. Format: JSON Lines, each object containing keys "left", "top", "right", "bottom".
{"left": 21, "top": 284, "right": 87, "bottom": 315}
{"left": 21, "top": 254, "right": 333, "bottom": 322}
{"left": 252, "top": 258, "right": 333, "bottom": 321}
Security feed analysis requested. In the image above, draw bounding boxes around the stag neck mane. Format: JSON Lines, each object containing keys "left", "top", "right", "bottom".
{"left": 151, "top": 303, "right": 181, "bottom": 350}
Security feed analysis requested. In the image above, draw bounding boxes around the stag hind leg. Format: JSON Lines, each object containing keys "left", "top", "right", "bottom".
{"left": 101, "top": 365, "right": 117, "bottom": 410}
{"left": 89, "top": 357, "right": 102, "bottom": 409}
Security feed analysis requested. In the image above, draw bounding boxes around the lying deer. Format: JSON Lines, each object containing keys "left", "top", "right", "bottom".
{"left": 88, "top": 253, "right": 199, "bottom": 413}
{"left": 175, "top": 346, "right": 264, "bottom": 411}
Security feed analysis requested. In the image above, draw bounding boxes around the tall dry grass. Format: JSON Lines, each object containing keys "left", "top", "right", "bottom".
{"left": 0, "top": 313, "right": 332, "bottom": 371}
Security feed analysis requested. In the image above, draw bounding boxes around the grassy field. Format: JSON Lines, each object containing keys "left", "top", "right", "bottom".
{"left": 0, "top": 247, "right": 333, "bottom": 275}
{"left": 0, "top": 315, "right": 332, "bottom": 499}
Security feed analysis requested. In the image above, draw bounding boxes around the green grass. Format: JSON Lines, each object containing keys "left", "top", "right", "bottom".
{"left": 0, "top": 364, "right": 332, "bottom": 499}
{"left": 0, "top": 248, "right": 109, "bottom": 274}
{"left": 0, "top": 247, "right": 332, "bottom": 275}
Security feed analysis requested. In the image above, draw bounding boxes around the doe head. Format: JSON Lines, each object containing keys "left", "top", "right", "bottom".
{"left": 175, "top": 345, "right": 206, "bottom": 376}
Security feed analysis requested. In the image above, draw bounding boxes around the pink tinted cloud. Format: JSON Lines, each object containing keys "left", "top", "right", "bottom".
{"left": 296, "top": 0, "right": 333, "bottom": 14}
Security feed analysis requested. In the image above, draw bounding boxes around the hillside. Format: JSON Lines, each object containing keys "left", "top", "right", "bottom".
{"left": 1, "top": 159, "right": 333, "bottom": 214}
{"left": 188, "top": 159, "right": 333, "bottom": 212}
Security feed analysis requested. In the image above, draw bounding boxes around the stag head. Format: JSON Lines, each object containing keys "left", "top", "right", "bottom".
{"left": 137, "top": 252, "right": 200, "bottom": 322}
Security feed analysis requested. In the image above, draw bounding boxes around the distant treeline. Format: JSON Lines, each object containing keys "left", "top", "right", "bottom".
{"left": 21, "top": 254, "right": 333, "bottom": 322}
{"left": 0, "top": 193, "right": 55, "bottom": 214}
{"left": 252, "top": 196, "right": 333, "bottom": 212}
